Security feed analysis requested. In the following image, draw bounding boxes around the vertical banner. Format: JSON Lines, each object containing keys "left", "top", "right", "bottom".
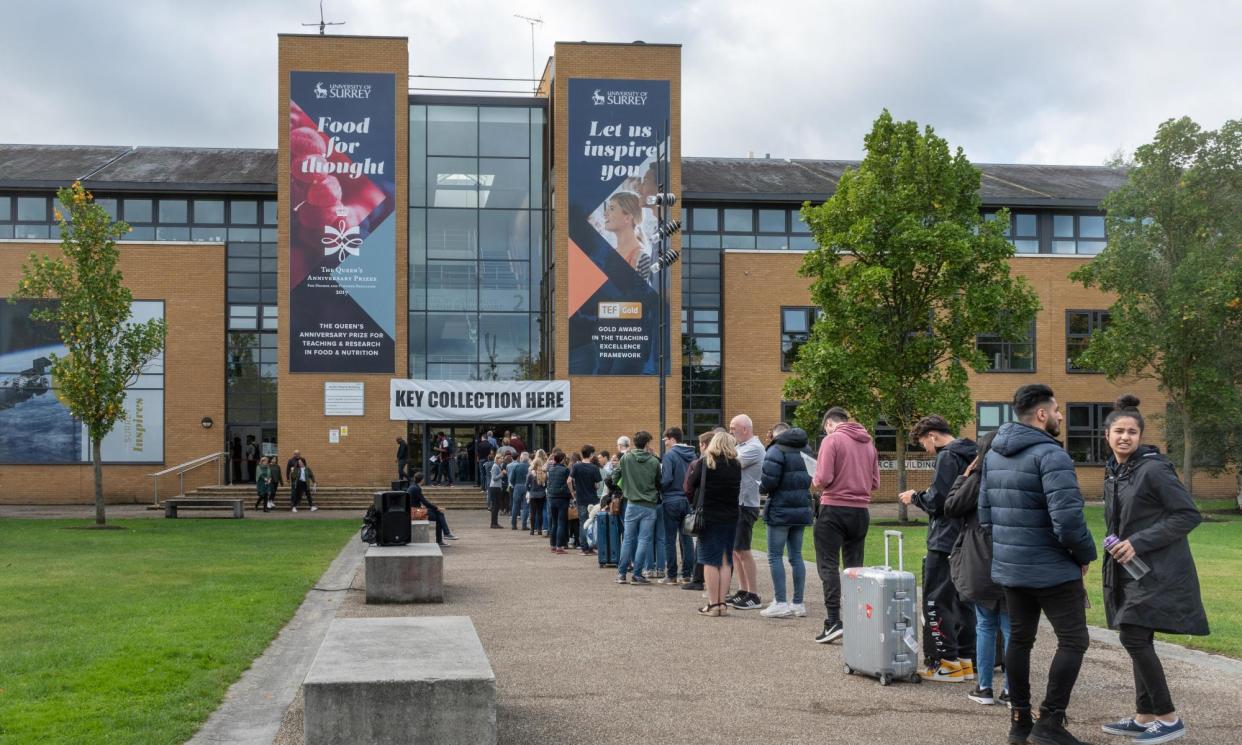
{"left": 567, "top": 79, "right": 671, "bottom": 375}
{"left": 288, "top": 72, "right": 396, "bottom": 373}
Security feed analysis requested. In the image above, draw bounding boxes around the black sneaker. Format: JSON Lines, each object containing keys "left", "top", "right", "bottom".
{"left": 1029, "top": 710, "right": 1090, "bottom": 745}
{"left": 1009, "top": 708, "right": 1034, "bottom": 745}
{"left": 729, "top": 593, "right": 762, "bottom": 610}
{"left": 998, "top": 689, "right": 1011, "bottom": 708}
{"left": 680, "top": 581, "right": 705, "bottom": 591}
{"left": 630, "top": 575, "right": 652, "bottom": 585}
{"left": 968, "top": 686, "right": 995, "bottom": 705}
{"left": 814, "top": 619, "right": 843, "bottom": 644}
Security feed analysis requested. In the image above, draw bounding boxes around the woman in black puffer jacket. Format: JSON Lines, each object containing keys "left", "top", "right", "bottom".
{"left": 758, "top": 423, "right": 814, "bottom": 618}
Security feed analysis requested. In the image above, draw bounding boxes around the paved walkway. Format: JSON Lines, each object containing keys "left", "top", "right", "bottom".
{"left": 255, "top": 509, "right": 1242, "bottom": 745}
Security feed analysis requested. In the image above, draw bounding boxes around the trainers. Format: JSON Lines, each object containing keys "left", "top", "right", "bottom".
{"left": 1009, "top": 708, "right": 1034, "bottom": 745}
{"left": 960, "top": 659, "right": 976, "bottom": 680}
{"left": 1134, "top": 720, "right": 1185, "bottom": 744}
{"left": 723, "top": 590, "right": 743, "bottom": 604}
{"left": 310, "top": 506, "right": 318, "bottom": 512}
{"left": 790, "top": 602, "right": 808, "bottom": 617}
{"left": 815, "top": 619, "right": 844, "bottom": 644}
{"left": 967, "top": 686, "right": 995, "bottom": 705}
{"left": 680, "top": 581, "right": 705, "bottom": 591}
{"left": 760, "top": 601, "right": 794, "bottom": 618}
{"left": 630, "top": 575, "right": 651, "bottom": 585}
{"left": 615, "top": 575, "right": 629, "bottom": 584}
{"left": 919, "top": 659, "right": 966, "bottom": 683}
{"left": 998, "top": 690, "right": 1011, "bottom": 708}
{"left": 1102, "top": 718, "right": 1153, "bottom": 737}
{"left": 729, "top": 593, "right": 762, "bottom": 610}
{"left": 1030, "top": 709, "right": 1090, "bottom": 745}
{"left": 444, "top": 533, "right": 458, "bottom": 540}
{"left": 657, "top": 576, "right": 679, "bottom": 585}
{"left": 291, "top": 507, "right": 298, "bottom": 512}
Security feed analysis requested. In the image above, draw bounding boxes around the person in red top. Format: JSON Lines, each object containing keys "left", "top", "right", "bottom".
{"left": 810, "top": 406, "right": 880, "bottom": 644}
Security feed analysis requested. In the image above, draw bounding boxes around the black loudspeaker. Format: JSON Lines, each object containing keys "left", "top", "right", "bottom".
{"left": 375, "top": 491, "right": 411, "bottom": 546}
{"left": 392, "top": 479, "right": 410, "bottom": 491}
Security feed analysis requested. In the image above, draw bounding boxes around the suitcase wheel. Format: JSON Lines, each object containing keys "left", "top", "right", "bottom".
{"left": 843, "top": 664, "right": 853, "bottom": 675}
{"left": 878, "top": 673, "right": 892, "bottom": 686}
{"left": 909, "top": 673, "right": 922, "bottom": 684}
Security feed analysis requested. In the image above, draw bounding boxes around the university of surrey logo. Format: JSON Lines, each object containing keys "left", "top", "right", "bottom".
{"left": 314, "top": 82, "right": 329, "bottom": 99}
{"left": 592, "top": 89, "right": 606, "bottom": 105}
{"left": 322, "top": 206, "right": 362, "bottom": 261}
{"left": 593, "top": 88, "right": 648, "bottom": 106}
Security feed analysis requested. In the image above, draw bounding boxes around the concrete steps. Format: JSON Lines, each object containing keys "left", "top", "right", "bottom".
{"left": 174, "top": 484, "right": 489, "bottom": 511}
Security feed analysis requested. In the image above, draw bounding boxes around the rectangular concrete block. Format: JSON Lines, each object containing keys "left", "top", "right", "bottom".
{"left": 303, "top": 616, "right": 496, "bottom": 745}
{"left": 411, "top": 519, "right": 433, "bottom": 543}
{"left": 365, "top": 543, "right": 443, "bottom": 603}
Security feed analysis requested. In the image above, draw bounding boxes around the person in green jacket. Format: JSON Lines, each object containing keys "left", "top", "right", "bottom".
{"left": 254, "top": 456, "right": 273, "bottom": 513}
{"left": 614, "top": 431, "right": 662, "bottom": 585}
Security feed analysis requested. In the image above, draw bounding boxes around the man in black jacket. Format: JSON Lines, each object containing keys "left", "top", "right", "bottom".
{"left": 900, "top": 415, "right": 977, "bottom": 683}
{"left": 395, "top": 437, "right": 410, "bottom": 481}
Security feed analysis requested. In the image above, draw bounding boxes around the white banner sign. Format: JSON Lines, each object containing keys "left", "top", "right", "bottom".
{"left": 390, "top": 380, "right": 571, "bottom": 422}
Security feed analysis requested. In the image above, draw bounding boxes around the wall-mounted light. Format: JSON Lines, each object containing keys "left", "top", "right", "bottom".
{"left": 201, "top": 417, "right": 214, "bottom": 429}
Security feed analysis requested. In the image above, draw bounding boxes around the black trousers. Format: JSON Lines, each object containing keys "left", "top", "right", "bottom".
{"left": 813, "top": 505, "right": 870, "bottom": 620}
{"left": 923, "top": 550, "right": 976, "bottom": 662}
{"left": 487, "top": 487, "right": 503, "bottom": 527}
{"left": 529, "top": 497, "right": 546, "bottom": 533}
{"left": 291, "top": 481, "right": 314, "bottom": 508}
{"left": 397, "top": 458, "right": 408, "bottom": 480}
{"left": 1005, "top": 579, "right": 1089, "bottom": 714}
{"left": 1119, "top": 624, "right": 1175, "bottom": 716}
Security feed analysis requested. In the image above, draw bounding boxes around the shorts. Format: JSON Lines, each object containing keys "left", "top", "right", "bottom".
{"left": 697, "top": 519, "right": 736, "bottom": 567}
{"left": 734, "top": 506, "right": 760, "bottom": 551}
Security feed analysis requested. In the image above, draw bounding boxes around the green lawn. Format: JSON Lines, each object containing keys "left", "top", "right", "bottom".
{"left": 0, "top": 518, "right": 358, "bottom": 745}
{"left": 752, "top": 503, "right": 1242, "bottom": 658}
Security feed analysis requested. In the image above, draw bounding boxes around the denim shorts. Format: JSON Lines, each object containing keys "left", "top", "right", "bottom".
{"left": 697, "top": 518, "right": 736, "bottom": 567}
{"left": 733, "top": 506, "right": 760, "bottom": 551}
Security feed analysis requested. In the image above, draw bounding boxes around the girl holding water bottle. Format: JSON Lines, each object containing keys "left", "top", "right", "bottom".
{"left": 1100, "top": 395, "right": 1208, "bottom": 744}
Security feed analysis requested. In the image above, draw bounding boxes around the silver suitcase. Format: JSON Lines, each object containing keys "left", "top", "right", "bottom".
{"left": 841, "top": 530, "right": 921, "bottom": 686}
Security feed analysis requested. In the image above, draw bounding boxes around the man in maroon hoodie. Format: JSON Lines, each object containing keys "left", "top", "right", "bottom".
{"left": 811, "top": 407, "right": 880, "bottom": 644}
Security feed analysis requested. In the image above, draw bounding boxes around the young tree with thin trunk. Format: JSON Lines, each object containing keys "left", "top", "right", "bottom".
{"left": 12, "top": 182, "right": 166, "bottom": 525}
{"left": 785, "top": 110, "right": 1040, "bottom": 521}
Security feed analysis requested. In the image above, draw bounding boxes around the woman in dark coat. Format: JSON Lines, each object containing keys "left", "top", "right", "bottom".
{"left": 1099, "top": 395, "right": 1207, "bottom": 744}
{"left": 758, "top": 423, "right": 814, "bottom": 618}
{"left": 685, "top": 431, "right": 741, "bottom": 617}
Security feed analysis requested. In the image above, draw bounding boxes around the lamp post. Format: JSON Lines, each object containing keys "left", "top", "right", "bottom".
{"left": 650, "top": 121, "right": 681, "bottom": 454}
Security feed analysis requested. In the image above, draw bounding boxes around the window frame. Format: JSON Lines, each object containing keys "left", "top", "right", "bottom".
{"left": 780, "top": 305, "right": 819, "bottom": 371}
{"left": 976, "top": 320, "right": 1037, "bottom": 373}
{"left": 1066, "top": 402, "right": 1113, "bottom": 465}
{"left": 975, "top": 402, "right": 1018, "bottom": 439}
{"left": 1065, "top": 309, "right": 1110, "bottom": 373}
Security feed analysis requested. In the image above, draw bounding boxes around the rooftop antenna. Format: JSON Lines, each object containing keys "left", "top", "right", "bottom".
{"left": 302, "top": 0, "right": 345, "bottom": 35}
{"left": 514, "top": 14, "right": 543, "bottom": 93}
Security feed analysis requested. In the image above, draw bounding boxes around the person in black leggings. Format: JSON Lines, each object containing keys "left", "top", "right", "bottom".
{"left": 545, "top": 452, "right": 571, "bottom": 553}
{"left": 526, "top": 451, "right": 548, "bottom": 536}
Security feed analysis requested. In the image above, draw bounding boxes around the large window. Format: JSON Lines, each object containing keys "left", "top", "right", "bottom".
{"left": 986, "top": 211, "right": 1039, "bottom": 254}
{"left": 976, "top": 402, "right": 1018, "bottom": 438}
{"left": 977, "top": 322, "right": 1036, "bottom": 372}
{"left": 1053, "top": 214, "right": 1107, "bottom": 255}
{"left": 781, "top": 306, "right": 818, "bottom": 371}
{"left": 1067, "top": 403, "right": 1112, "bottom": 464}
{"left": 1066, "top": 310, "right": 1110, "bottom": 372}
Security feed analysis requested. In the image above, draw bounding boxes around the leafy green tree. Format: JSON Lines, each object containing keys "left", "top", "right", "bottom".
{"left": 1070, "top": 117, "right": 1242, "bottom": 497}
{"left": 785, "top": 110, "right": 1040, "bottom": 521}
{"left": 1164, "top": 398, "right": 1242, "bottom": 511}
{"left": 12, "top": 182, "right": 167, "bottom": 525}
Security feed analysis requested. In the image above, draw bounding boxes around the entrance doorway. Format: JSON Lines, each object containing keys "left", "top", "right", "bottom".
{"left": 405, "top": 422, "right": 552, "bottom": 487}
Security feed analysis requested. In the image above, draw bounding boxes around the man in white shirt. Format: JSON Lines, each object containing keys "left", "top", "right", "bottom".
{"left": 728, "top": 414, "right": 766, "bottom": 610}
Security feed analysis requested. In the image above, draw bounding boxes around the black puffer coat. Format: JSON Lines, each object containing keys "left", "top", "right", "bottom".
{"left": 760, "top": 428, "right": 814, "bottom": 526}
{"left": 912, "top": 438, "right": 977, "bottom": 552}
{"left": 1103, "top": 445, "right": 1209, "bottom": 636}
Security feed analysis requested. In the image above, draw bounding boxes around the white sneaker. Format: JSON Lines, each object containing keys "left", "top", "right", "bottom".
{"left": 292, "top": 507, "right": 298, "bottom": 512}
{"left": 760, "top": 601, "right": 794, "bottom": 618}
{"left": 310, "top": 506, "right": 318, "bottom": 512}
{"left": 266, "top": 501, "right": 274, "bottom": 509}
{"left": 790, "top": 603, "right": 807, "bottom": 617}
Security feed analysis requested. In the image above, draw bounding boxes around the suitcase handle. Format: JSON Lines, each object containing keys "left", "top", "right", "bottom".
{"left": 883, "top": 529, "right": 904, "bottom": 571}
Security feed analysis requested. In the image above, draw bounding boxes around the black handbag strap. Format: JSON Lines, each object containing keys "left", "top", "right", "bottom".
{"left": 694, "top": 459, "right": 707, "bottom": 510}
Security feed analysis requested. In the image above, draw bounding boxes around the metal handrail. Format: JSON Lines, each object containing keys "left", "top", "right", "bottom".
{"left": 149, "top": 451, "right": 227, "bottom": 504}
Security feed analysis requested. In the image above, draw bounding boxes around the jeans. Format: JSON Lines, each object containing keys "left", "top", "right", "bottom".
{"left": 766, "top": 524, "right": 806, "bottom": 604}
{"left": 813, "top": 505, "right": 869, "bottom": 620}
{"left": 644, "top": 505, "right": 667, "bottom": 572}
{"left": 511, "top": 485, "right": 529, "bottom": 529}
{"left": 528, "top": 496, "right": 546, "bottom": 533}
{"left": 975, "top": 603, "right": 1011, "bottom": 691}
{"left": 576, "top": 501, "right": 596, "bottom": 548}
{"left": 1119, "top": 624, "right": 1175, "bottom": 716}
{"left": 662, "top": 497, "right": 696, "bottom": 578}
{"left": 548, "top": 498, "right": 570, "bottom": 548}
{"left": 1005, "top": 579, "right": 1090, "bottom": 714}
{"left": 291, "top": 481, "right": 314, "bottom": 508}
{"left": 924, "top": 550, "right": 975, "bottom": 662}
{"left": 617, "top": 502, "right": 658, "bottom": 577}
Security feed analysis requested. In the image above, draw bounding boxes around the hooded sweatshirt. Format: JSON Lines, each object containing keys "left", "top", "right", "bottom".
{"left": 814, "top": 422, "right": 880, "bottom": 508}
{"left": 616, "top": 448, "right": 661, "bottom": 507}
{"left": 912, "top": 438, "right": 977, "bottom": 553}
{"left": 660, "top": 443, "right": 696, "bottom": 501}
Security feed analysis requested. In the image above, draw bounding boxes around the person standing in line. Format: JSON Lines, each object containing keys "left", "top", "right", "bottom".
{"left": 244, "top": 435, "right": 259, "bottom": 483}
{"left": 476, "top": 433, "right": 495, "bottom": 489}
{"left": 979, "top": 384, "right": 1097, "bottom": 745}
{"left": 509, "top": 452, "right": 530, "bottom": 530}
{"left": 685, "top": 431, "right": 741, "bottom": 616}
{"left": 758, "top": 421, "right": 814, "bottom": 618}
{"left": 658, "top": 427, "right": 697, "bottom": 584}
{"left": 488, "top": 453, "right": 509, "bottom": 529}
{"left": 230, "top": 436, "right": 243, "bottom": 484}
{"left": 726, "top": 414, "right": 766, "bottom": 610}
{"left": 811, "top": 407, "right": 880, "bottom": 644}
{"left": 395, "top": 437, "right": 410, "bottom": 482}
{"left": 545, "top": 452, "right": 572, "bottom": 553}
{"left": 527, "top": 451, "right": 548, "bottom": 536}
{"left": 254, "top": 456, "right": 273, "bottom": 512}
{"left": 290, "top": 456, "right": 317, "bottom": 512}
{"left": 569, "top": 445, "right": 602, "bottom": 555}
{"left": 680, "top": 428, "right": 721, "bottom": 594}
{"left": 1098, "top": 396, "right": 1207, "bottom": 745}
{"left": 614, "top": 431, "right": 662, "bottom": 585}
{"left": 509, "top": 430, "right": 527, "bottom": 455}
{"left": 899, "top": 415, "right": 979, "bottom": 683}
{"left": 284, "top": 450, "right": 302, "bottom": 507}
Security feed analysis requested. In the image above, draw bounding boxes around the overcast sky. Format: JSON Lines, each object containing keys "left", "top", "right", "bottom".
{"left": 2, "top": 0, "right": 1239, "bottom": 165}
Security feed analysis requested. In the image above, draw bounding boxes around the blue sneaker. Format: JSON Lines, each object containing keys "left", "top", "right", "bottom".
{"left": 1134, "top": 720, "right": 1185, "bottom": 744}
{"left": 1102, "top": 718, "right": 1151, "bottom": 737}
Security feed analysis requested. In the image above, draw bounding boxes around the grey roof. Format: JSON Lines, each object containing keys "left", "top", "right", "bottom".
{"left": 0, "top": 144, "right": 276, "bottom": 193}
{"left": 682, "top": 157, "right": 1127, "bottom": 208}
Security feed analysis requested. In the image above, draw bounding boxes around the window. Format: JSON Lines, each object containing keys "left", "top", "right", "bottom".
{"left": 723, "top": 208, "right": 752, "bottom": 232}
{"left": 781, "top": 400, "right": 800, "bottom": 426}
{"left": 428, "top": 106, "right": 477, "bottom": 156}
{"left": 976, "top": 402, "right": 1017, "bottom": 438}
{"left": 1066, "top": 310, "right": 1110, "bottom": 372}
{"left": 977, "top": 321, "right": 1036, "bottom": 372}
{"left": 1067, "top": 403, "right": 1113, "bottom": 464}
{"left": 758, "top": 209, "right": 786, "bottom": 233}
{"left": 781, "top": 306, "right": 818, "bottom": 371}
{"left": 691, "top": 208, "right": 718, "bottom": 232}
{"left": 194, "top": 199, "right": 225, "bottom": 224}
{"left": 479, "top": 107, "right": 529, "bottom": 157}
{"left": 1053, "top": 213, "right": 1107, "bottom": 255}
{"left": 987, "top": 210, "right": 1038, "bottom": 254}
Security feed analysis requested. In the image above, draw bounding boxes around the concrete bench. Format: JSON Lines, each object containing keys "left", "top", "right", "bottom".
{"left": 365, "top": 543, "right": 443, "bottom": 603}
{"left": 411, "top": 519, "right": 433, "bottom": 543}
{"left": 303, "top": 616, "right": 496, "bottom": 745}
{"left": 163, "top": 498, "right": 244, "bottom": 518}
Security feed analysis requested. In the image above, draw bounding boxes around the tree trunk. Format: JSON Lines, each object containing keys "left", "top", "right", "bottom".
{"left": 1235, "top": 469, "right": 1241, "bottom": 514}
{"left": 1182, "top": 408, "right": 1195, "bottom": 500}
{"left": 895, "top": 429, "right": 908, "bottom": 523}
{"left": 93, "top": 436, "right": 106, "bottom": 526}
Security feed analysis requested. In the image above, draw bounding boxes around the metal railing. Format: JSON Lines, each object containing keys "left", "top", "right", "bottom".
{"left": 149, "top": 451, "right": 226, "bottom": 504}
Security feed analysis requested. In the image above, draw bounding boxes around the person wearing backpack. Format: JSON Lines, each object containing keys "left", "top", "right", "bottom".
{"left": 944, "top": 431, "right": 1009, "bottom": 706}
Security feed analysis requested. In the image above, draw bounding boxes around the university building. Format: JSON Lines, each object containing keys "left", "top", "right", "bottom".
{"left": 0, "top": 35, "right": 1230, "bottom": 503}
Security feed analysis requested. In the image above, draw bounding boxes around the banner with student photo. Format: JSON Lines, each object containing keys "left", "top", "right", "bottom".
{"left": 566, "top": 78, "right": 671, "bottom": 375}
{"left": 288, "top": 71, "right": 397, "bottom": 373}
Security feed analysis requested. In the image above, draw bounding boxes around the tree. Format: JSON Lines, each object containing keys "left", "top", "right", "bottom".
{"left": 785, "top": 110, "right": 1040, "bottom": 521}
{"left": 1164, "top": 398, "right": 1242, "bottom": 511}
{"left": 1070, "top": 117, "right": 1242, "bottom": 498}
{"left": 12, "top": 182, "right": 166, "bottom": 525}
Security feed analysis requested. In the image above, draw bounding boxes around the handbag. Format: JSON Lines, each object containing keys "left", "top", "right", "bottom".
{"left": 567, "top": 503, "right": 579, "bottom": 521}
{"left": 682, "top": 461, "right": 706, "bottom": 537}
{"left": 410, "top": 506, "right": 429, "bottom": 521}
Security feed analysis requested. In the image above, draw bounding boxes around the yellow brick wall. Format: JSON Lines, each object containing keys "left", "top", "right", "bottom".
{"left": 0, "top": 240, "right": 225, "bottom": 503}
{"left": 549, "top": 42, "right": 683, "bottom": 452}
{"left": 276, "top": 34, "right": 408, "bottom": 488}
{"left": 721, "top": 250, "right": 1236, "bottom": 499}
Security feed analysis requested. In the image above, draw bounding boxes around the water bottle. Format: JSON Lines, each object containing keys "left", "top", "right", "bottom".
{"left": 1105, "top": 534, "right": 1151, "bottom": 581}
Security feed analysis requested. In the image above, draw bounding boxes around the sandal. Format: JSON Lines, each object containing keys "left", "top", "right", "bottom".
{"left": 697, "top": 603, "right": 725, "bottom": 617}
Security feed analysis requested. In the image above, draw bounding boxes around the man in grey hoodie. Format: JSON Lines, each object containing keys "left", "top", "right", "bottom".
{"left": 728, "top": 414, "right": 767, "bottom": 610}
{"left": 659, "top": 427, "right": 697, "bottom": 584}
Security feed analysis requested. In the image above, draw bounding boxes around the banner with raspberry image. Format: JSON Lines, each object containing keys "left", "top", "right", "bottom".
{"left": 288, "top": 71, "right": 396, "bottom": 373}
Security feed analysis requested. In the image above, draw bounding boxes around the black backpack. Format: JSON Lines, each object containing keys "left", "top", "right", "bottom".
{"left": 360, "top": 505, "right": 380, "bottom": 544}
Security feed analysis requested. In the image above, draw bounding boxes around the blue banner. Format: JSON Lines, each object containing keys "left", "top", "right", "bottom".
{"left": 567, "top": 78, "right": 671, "bottom": 375}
